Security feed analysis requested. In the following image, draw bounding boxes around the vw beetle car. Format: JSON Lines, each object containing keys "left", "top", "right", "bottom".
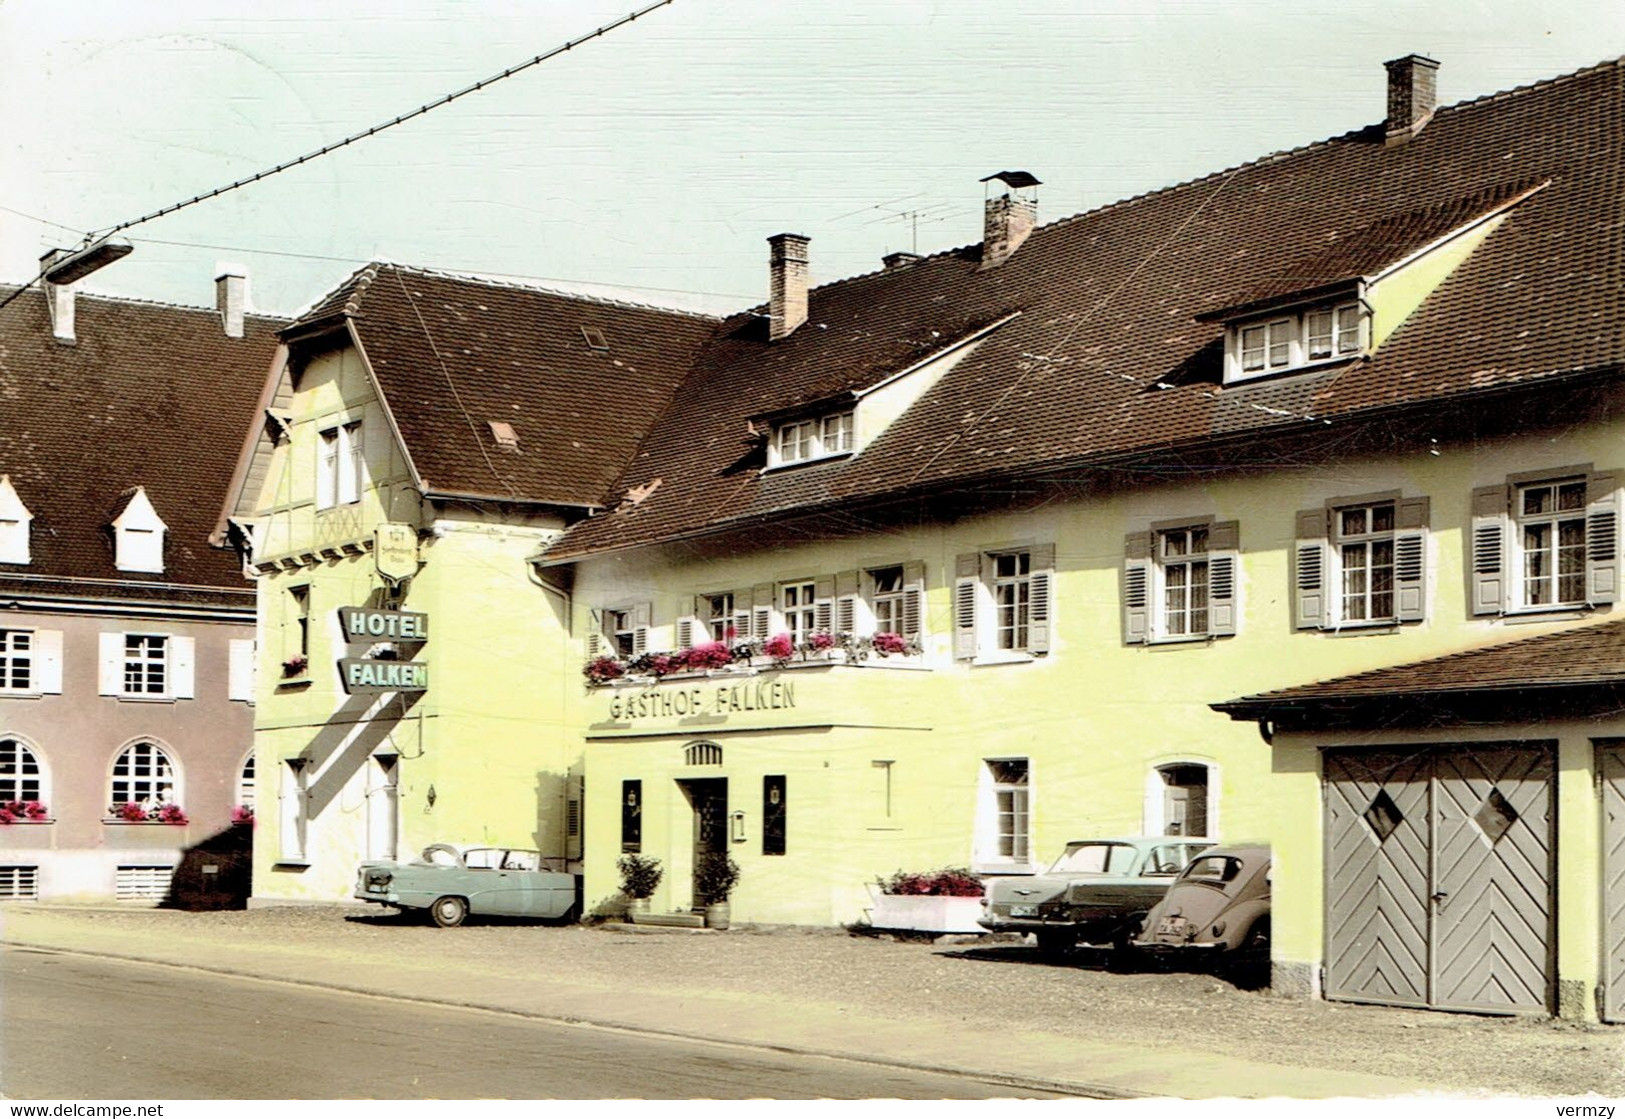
{"left": 979, "top": 836, "right": 1212, "bottom": 952}
{"left": 355, "top": 843, "right": 578, "bottom": 927}
{"left": 1133, "top": 844, "right": 1270, "bottom": 958}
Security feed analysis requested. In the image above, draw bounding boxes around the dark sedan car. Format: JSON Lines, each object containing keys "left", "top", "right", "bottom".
{"left": 979, "top": 836, "right": 1212, "bottom": 952}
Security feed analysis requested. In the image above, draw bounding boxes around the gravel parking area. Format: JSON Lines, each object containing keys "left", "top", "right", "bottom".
{"left": 15, "top": 905, "right": 1623, "bottom": 1097}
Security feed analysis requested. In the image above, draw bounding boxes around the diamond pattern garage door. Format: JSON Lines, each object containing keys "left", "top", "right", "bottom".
{"left": 1325, "top": 745, "right": 1554, "bottom": 1015}
{"left": 1602, "top": 743, "right": 1625, "bottom": 1023}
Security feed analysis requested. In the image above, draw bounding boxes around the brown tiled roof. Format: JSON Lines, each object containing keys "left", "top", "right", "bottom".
{"left": 0, "top": 287, "right": 283, "bottom": 596}
{"left": 1199, "top": 179, "right": 1548, "bottom": 319}
{"left": 1212, "top": 617, "right": 1625, "bottom": 718}
{"left": 288, "top": 264, "right": 719, "bottom": 507}
{"left": 543, "top": 58, "right": 1625, "bottom": 561}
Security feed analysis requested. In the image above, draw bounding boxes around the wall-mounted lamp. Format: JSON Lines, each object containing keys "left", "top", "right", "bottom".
{"left": 286, "top": 756, "right": 309, "bottom": 773}
{"left": 729, "top": 809, "right": 746, "bottom": 843}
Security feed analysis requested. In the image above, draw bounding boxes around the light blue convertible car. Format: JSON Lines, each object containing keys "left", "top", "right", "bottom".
{"left": 355, "top": 843, "right": 578, "bottom": 927}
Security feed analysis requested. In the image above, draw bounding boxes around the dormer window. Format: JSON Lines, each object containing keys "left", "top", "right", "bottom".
{"left": 771, "top": 410, "right": 853, "bottom": 468}
{"left": 111, "top": 486, "right": 167, "bottom": 574}
{"left": 1228, "top": 301, "right": 1364, "bottom": 383}
{"left": 0, "top": 475, "right": 31, "bottom": 565}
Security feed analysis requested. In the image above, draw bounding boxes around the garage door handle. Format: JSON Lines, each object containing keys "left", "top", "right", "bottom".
{"left": 1432, "top": 891, "right": 1449, "bottom": 903}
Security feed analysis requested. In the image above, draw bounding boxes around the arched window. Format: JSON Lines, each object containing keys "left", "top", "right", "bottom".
{"left": 110, "top": 741, "right": 178, "bottom": 809}
{"left": 236, "top": 753, "right": 256, "bottom": 810}
{"left": 1146, "top": 762, "right": 1213, "bottom": 838}
{"left": 0, "top": 737, "right": 44, "bottom": 803}
{"left": 684, "top": 742, "right": 722, "bottom": 766}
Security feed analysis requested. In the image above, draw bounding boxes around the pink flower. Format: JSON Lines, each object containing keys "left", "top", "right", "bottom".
{"left": 21, "top": 801, "right": 47, "bottom": 821}
{"left": 763, "top": 633, "right": 795, "bottom": 660}
{"left": 0, "top": 808, "right": 15, "bottom": 826}
{"left": 872, "top": 631, "right": 907, "bottom": 656}
{"left": 112, "top": 802, "right": 147, "bottom": 822}
{"left": 155, "top": 804, "right": 188, "bottom": 826}
{"left": 810, "top": 631, "right": 836, "bottom": 651}
{"left": 231, "top": 804, "right": 255, "bottom": 826}
{"left": 684, "top": 641, "right": 734, "bottom": 670}
{"left": 583, "top": 656, "right": 624, "bottom": 684}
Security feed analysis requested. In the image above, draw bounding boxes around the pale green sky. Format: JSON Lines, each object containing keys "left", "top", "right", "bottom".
{"left": 2, "top": 0, "right": 1622, "bottom": 316}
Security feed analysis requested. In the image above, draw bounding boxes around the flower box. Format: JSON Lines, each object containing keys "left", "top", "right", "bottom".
{"left": 867, "top": 890, "right": 986, "bottom": 934}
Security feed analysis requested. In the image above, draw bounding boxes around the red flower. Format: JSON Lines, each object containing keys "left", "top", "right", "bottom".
{"left": 810, "top": 631, "right": 836, "bottom": 651}
{"left": 155, "top": 804, "right": 188, "bottom": 826}
{"left": 872, "top": 631, "right": 907, "bottom": 656}
{"left": 685, "top": 641, "right": 734, "bottom": 670}
{"left": 112, "top": 802, "right": 147, "bottom": 822}
{"left": 763, "top": 633, "right": 794, "bottom": 660}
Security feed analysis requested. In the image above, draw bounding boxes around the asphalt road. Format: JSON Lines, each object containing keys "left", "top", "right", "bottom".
{"left": 1, "top": 946, "right": 1057, "bottom": 1099}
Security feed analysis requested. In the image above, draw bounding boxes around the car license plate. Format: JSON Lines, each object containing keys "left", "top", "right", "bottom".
{"left": 1009, "top": 905, "right": 1038, "bottom": 918}
{"left": 1156, "top": 916, "right": 1186, "bottom": 936}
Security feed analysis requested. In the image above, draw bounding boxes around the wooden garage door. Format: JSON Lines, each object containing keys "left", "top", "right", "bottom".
{"left": 1325, "top": 745, "right": 1554, "bottom": 1014}
{"left": 1602, "top": 743, "right": 1625, "bottom": 1023}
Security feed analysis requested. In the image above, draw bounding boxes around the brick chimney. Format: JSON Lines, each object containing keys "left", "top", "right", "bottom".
{"left": 767, "top": 233, "right": 810, "bottom": 341}
{"left": 38, "top": 250, "right": 75, "bottom": 344}
{"left": 215, "top": 266, "right": 248, "bottom": 339}
{"left": 978, "top": 171, "right": 1040, "bottom": 270}
{"left": 1385, "top": 54, "right": 1440, "bottom": 146}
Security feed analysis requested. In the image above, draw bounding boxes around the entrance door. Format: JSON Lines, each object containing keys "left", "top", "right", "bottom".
{"left": 681, "top": 778, "right": 728, "bottom": 904}
{"left": 1602, "top": 743, "right": 1625, "bottom": 1023}
{"left": 1324, "top": 745, "right": 1554, "bottom": 1014}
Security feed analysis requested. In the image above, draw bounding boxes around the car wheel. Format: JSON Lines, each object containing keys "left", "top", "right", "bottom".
{"left": 430, "top": 896, "right": 468, "bottom": 928}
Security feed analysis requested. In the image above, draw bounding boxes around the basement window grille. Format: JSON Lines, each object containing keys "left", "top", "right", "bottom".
{"left": 0, "top": 865, "right": 38, "bottom": 899}
{"left": 115, "top": 865, "right": 173, "bottom": 901}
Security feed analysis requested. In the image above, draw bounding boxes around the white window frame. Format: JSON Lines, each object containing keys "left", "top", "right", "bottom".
{"left": 605, "top": 609, "right": 637, "bottom": 658}
{"left": 1142, "top": 760, "right": 1220, "bottom": 839}
{"left": 0, "top": 629, "right": 34, "bottom": 693}
{"left": 1334, "top": 500, "right": 1398, "bottom": 624}
{"left": 975, "top": 758, "right": 1033, "bottom": 872}
{"left": 317, "top": 419, "right": 365, "bottom": 510}
{"left": 122, "top": 634, "right": 169, "bottom": 697}
{"left": 0, "top": 736, "right": 46, "bottom": 805}
{"left": 1226, "top": 301, "right": 1365, "bottom": 384}
{"left": 111, "top": 486, "right": 167, "bottom": 574}
{"left": 869, "top": 566, "right": 906, "bottom": 637}
{"left": 1156, "top": 525, "right": 1211, "bottom": 639}
{"left": 1514, "top": 477, "right": 1588, "bottom": 610}
{"left": 108, "top": 739, "right": 179, "bottom": 813}
{"left": 780, "top": 580, "right": 818, "bottom": 643}
{"left": 99, "top": 632, "right": 193, "bottom": 701}
{"left": 955, "top": 546, "right": 1054, "bottom": 661}
{"left": 236, "top": 753, "right": 256, "bottom": 811}
{"left": 769, "top": 410, "right": 855, "bottom": 468}
{"left": 702, "top": 593, "right": 734, "bottom": 642}
{"left": 1472, "top": 471, "right": 1619, "bottom": 617}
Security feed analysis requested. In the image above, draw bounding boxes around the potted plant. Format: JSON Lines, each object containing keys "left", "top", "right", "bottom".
{"left": 868, "top": 867, "right": 986, "bottom": 933}
{"left": 694, "top": 852, "right": 740, "bottom": 930}
{"left": 617, "top": 853, "right": 662, "bottom": 919}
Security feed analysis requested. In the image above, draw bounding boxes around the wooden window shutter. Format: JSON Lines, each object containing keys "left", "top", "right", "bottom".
{"left": 901, "top": 561, "right": 926, "bottom": 640}
{"left": 586, "top": 610, "right": 603, "bottom": 658}
{"left": 1027, "top": 543, "right": 1055, "bottom": 653}
{"left": 36, "top": 630, "right": 63, "bottom": 695}
{"left": 675, "top": 597, "right": 696, "bottom": 650}
{"left": 731, "top": 589, "right": 753, "bottom": 643}
{"left": 1394, "top": 496, "right": 1430, "bottom": 623}
{"left": 171, "top": 636, "right": 196, "bottom": 699}
{"left": 1206, "top": 521, "right": 1240, "bottom": 636}
{"left": 1123, "top": 532, "right": 1152, "bottom": 645}
{"left": 835, "top": 570, "right": 860, "bottom": 634}
{"left": 814, "top": 575, "right": 836, "bottom": 633}
{"left": 228, "top": 638, "right": 256, "bottom": 702}
{"left": 632, "top": 603, "right": 652, "bottom": 655}
{"left": 1293, "top": 509, "right": 1329, "bottom": 630}
{"left": 98, "top": 632, "right": 123, "bottom": 695}
{"left": 953, "top": 552, "right": 980, "bottom": 660}
{"left": 1587, "top": 472, "right": 1620, "bottom": 607}
{"left": 1470, "top": 484, "right": 1510, "bottom": 616}
{"left": 752, "top": 583, "right": 774, "bottom": 640}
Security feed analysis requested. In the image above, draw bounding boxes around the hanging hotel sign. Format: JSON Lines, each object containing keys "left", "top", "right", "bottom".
{"left": 374, "top": 523, "right": 420, "bottom": 584}
{"left": 337, "top": 606, "right": 430, "bottom": 694}
{"left": 338, "top": 607, "right": 429, "bottom": 641}
{"left": 340, "top": 658, "right": 429, "bottom": 694}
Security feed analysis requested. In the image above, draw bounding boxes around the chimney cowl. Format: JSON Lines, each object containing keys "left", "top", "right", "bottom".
{"left": 767, "top": 233, "right": 810, "bottom": 342}
{"left": 1384, "top": 54, "right": 1440, "bottom": 146}
{"left": 882, "top": 251, "right": 922, "bottom": 271}
{"left": 215, "top": 267, "right": 248, "bottom": 339}
{"left": 978, "top": 171, "right": 1040, "bottom": 270}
